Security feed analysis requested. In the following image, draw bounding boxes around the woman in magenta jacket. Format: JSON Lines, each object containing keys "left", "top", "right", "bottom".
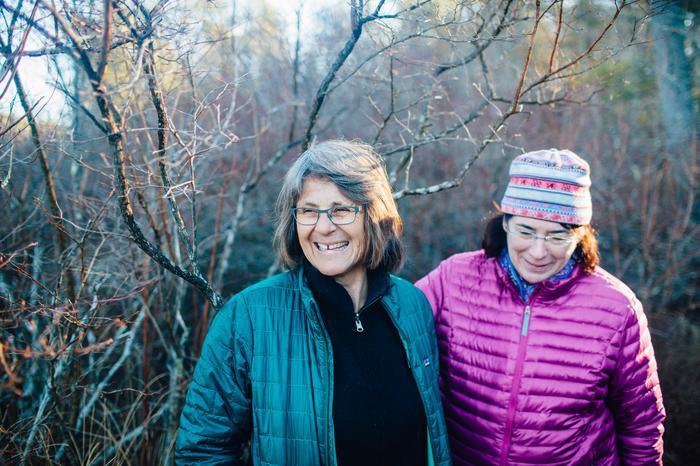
{"left": 417, "top": 149, "right": 665, "bottom": 466}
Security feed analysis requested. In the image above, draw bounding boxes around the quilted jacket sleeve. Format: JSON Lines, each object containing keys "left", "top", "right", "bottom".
{"left": 607, "top": 298, "right": 665, "bottom": 465}
{"left": 415, "top": 260, "right": 446, "bottom": 319}
{"left": 175, "top": 296, "right": 253, "bottom": 465}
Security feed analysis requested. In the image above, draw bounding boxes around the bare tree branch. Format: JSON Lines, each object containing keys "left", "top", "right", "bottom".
{"left": 1, "top": 35, "right": 77, "bottom": 303}
{"left": 434, "top": 0, "right": 517, "bottom": 76}
{"left": 302, "top": 1, "right": 430, "bottom": 149}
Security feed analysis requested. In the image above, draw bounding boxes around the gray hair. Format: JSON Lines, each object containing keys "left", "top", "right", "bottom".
{"left": 273, "top": 139, "right": 404, "bottom": 273}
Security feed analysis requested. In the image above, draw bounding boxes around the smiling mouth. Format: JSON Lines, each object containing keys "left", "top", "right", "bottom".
{"left": 315, "top": 241, "right": 349, "bottom": 251}
{"left": 525, "top": 261, "right": 550, "bottom": 270}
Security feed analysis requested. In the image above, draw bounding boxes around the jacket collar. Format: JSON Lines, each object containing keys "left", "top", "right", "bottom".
{"left": 496, "top": 249, "right": 584, "bottom": 304}
{"left": 302, "top": 260, "right": 390, "bottom": 312}
{"left": 295, "top": 264, "right": 399, "bottom": 323}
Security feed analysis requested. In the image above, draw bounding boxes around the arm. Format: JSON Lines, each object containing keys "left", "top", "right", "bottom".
{"left": 391, "top": 279, "right": 451, "bottom": 466}
{"left": 608, "top": 298, "right": 665, "bottom": 465}
{"left": 415, "top": 260, "right": 447, "bottom": 320}
{"left": 175, "top": 297, "right": 253, "bottom": 465}
{"left": 415, "top": 261, "right": 450, "bottom": 400}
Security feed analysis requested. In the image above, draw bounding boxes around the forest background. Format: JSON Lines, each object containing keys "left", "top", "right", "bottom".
{"left": 0, "top": 0, "right": 697, "bottom": 464}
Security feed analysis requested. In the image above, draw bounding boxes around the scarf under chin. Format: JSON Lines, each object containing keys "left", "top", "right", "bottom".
{"left": 498, "top": 248, "right": 576, "bottom": 304}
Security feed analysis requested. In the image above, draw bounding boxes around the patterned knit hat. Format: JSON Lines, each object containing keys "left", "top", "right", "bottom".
{"left": 500, "top": 149, "right": 592, "bottom": 225}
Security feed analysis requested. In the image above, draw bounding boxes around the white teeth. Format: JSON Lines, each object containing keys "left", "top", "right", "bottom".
{"left": 316, "top": 241, "right": 349, "bottom": 251}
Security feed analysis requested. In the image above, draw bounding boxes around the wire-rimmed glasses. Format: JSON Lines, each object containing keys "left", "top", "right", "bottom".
{"left": 503, "top": 222, "right": 577, "bottom": 248}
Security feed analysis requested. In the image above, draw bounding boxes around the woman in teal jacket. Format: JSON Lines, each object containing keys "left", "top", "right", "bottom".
{"left": 176, "top": 140, "right": 451, "bottom": 465}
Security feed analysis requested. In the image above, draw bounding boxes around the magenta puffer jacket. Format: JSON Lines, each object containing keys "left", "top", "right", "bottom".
{"left": 416, "top": 250, "right": 665, "bottom": 466}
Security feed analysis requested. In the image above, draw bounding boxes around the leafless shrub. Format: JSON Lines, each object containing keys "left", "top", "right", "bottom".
{"left": 1, "top": 0, "right": 695, "bottom": 464}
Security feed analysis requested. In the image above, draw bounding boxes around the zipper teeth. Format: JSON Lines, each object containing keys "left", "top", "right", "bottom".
{"left": 354, "top": 296, "right": 381, "bottom": 333}
{"left": 357, "top": 295, "right": 381, "bottom": 316}
{"left": 327, "top": 345, "right": 334, "bottom": 465}
{"left": 308, "top": 299, "right": 335, "bottom": 465}
{"left": 301, "top": 270, "right": 335, "bottom": 464}
{"left": 500, "top": 303, "right": 532, "bottom": 466}
{"left": 497, "top": 263, "right": 540, "bottom": 465}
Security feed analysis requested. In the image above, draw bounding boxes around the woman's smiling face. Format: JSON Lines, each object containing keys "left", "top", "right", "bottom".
{"left": 504, "top": 215, "right": 579, "bottom": 283}
{"left": 295, "top": 177, "right": 366, "bottom": 288}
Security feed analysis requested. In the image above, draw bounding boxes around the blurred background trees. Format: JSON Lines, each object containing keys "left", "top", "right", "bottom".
{"left": 0, "top": 0, "right": 697, "bottom": 463}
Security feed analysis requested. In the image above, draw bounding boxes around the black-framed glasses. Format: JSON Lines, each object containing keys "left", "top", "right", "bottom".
{"left": 291, "top": 205, "right": 363, "bottom": 226}
{"left": 503, "top": 222, "right": 577, "bottom": 248}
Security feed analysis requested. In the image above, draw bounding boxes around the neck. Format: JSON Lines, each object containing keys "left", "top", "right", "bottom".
{"left": 336, "top": 269, "right": 368, "bottom": 313}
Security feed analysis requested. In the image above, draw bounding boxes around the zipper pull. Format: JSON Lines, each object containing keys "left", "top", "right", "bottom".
{"left": 354, "top": 313, "right": 364, "bottom": 333}
{"left": 521, "top": 305, "right": 531, "bottom": 336}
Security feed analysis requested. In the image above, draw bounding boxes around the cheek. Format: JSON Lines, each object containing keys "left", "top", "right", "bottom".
{"left": 507, "top": 241, "right": 523, "bottom": 259}
{"left": 296, "top": 226, "right": 311, "bottom": 246}
{"left": 559, "top": 244, "right": 578, "bottom": 262}
{"left": 354, "top": 226, "right": 369, "bottom": 256}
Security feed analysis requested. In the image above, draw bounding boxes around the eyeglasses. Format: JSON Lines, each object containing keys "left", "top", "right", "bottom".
{"left": 292, "top": 205, "right": 363, "bottom": 226}
{"left": 503, "top": 222, "right": 577, "bottom": 248}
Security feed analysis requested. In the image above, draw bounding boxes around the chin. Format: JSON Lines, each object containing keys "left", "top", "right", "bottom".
{"left": 312, "top": 259, "right": 351, "bottom": 277}
{"left": 524, "top": 275, "right": 546, "bottom": 284}
{"left": 516, "top": 262, "right": 557, "bottom": 284}
{"left": 316, "top": 266, "right": 345, "bottom": 277}
{"left": 519, "top": 269, "right": 551, "bottom": 284}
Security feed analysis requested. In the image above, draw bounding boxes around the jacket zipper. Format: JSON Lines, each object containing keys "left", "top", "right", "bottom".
{"left": 353, "top": 295, "right": 381, "bottom": 333}
{"left": 384, "top": 302, "right": 440, "bottom": 463}
{"left": 306, "top": 298, "right": 337, "bottom": 466}
{"left": 499, "top": 303, "right": 532, "bottom": 466}
{"left": 309, "top": 276, "right": 384, "bottom": 463}
{"left": 325, "top": 317, "right": 337, "bottom": 465}
{"left": 353, "top": 312, "right": 364, "bottom": 332}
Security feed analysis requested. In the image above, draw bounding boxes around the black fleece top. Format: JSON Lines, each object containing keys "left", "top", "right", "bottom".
{"left": 304, "top": 261, "right": 427, "bottom": 466}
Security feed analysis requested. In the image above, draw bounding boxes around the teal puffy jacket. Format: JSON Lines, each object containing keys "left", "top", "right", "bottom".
{"left": 176, "top": 267, "right": 451, "bottom": 465}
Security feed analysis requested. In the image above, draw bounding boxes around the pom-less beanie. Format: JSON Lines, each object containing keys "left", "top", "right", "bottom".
{"left": 500, "top": 148, "right": 592, "bottom": 225}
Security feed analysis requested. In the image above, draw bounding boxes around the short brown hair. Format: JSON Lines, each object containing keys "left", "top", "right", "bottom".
{"left": 273, "top": 140, "right": 404, "bottom": 273}
{"left": 482, "top": 212, "right": 599, "bottom": 272}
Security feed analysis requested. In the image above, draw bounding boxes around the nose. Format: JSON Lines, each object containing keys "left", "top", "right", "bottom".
{"left": 528, "top": 237, "right": 548, "bottom": 259}
{"left": 314, "top": 212, "right": 337, "bottom": 234}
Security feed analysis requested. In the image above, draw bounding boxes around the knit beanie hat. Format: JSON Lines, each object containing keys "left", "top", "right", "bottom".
{"left": 500, "top": 148, "right": 592, "bottom": 225}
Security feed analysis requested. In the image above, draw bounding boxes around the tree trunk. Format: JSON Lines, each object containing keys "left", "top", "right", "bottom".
{"left": 650, "top": 0, "right": 696, "bottom": 151}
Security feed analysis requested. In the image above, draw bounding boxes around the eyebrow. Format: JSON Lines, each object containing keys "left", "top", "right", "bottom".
{"left": 513, "top": 222, "right": 568, "bottom": 234}
{"left": 296, "top": 201, "right": 346, "bottom": 208}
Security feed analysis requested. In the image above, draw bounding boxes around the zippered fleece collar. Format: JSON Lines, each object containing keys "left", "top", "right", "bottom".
{"left": 302, "top": 260, "right": 390, "bottom": 314}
